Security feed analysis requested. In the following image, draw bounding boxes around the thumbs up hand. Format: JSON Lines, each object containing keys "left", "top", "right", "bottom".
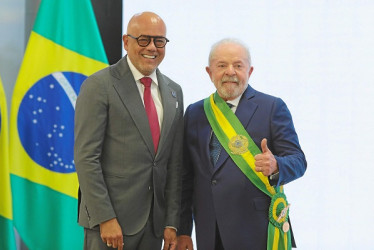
{"left": 254, "top": 138, "right": 278, "bottom": 176}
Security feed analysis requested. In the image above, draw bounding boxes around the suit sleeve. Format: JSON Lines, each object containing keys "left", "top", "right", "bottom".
{"left": 74, "top": 75, "right": 116, "bottom": 228}
{"left": 178, "top": 105, "right": 194, "bottom": 236}
{"left": 270, "top": 98, "right": 307, "bottom": 186}
{"left": 164, "top": 85, "right": 184, "bottom": 229}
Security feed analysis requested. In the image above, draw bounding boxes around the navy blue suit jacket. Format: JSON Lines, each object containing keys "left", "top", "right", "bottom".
{"left": 179, "top": 85, "right": 307, "bottom": 250}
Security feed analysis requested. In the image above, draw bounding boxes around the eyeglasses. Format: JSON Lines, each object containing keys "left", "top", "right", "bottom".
{"left": 127, "top": 34, "right": 169, "bottom": 48}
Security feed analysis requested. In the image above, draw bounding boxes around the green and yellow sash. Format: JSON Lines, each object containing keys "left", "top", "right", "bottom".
{"left": 204, "top": 93, "right": 292, "bottom": 250}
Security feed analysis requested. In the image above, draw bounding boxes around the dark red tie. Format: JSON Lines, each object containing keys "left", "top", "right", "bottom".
{"left": 140, "top": 77, "right": 160, "bottom": 152}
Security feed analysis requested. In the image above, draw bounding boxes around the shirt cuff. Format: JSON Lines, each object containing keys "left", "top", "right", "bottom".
{"left": 165, "top": 226, "right": 177, "bottom": 232}
{"left": 269, "top": 171, "right": 279, "bottom": 181}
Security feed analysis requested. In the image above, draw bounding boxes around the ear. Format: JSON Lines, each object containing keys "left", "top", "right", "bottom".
{"left": 123, "top": 34, "right": 129, "bottom": 51}
{"left": 206, "top": 66, "right": 212, "bottom": 79}
{"left": 248, "top": 66, "right": 254, "bottom": 78}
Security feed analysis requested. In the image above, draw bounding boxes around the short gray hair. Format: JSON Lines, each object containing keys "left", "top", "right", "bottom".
{"left": 208, "top": 38, "right": 252, "bottom": 67}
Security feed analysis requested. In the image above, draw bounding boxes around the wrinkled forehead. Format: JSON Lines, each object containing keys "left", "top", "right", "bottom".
{"left": 210, "top": 43, "right": 249, "bottom": 64}
{"left": 212, "top": 49, "right": 249, "bottom": 65}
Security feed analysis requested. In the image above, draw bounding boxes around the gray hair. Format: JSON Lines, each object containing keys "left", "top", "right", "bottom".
{"left": 208, "top": 38, "right": 252, "bottom": 67}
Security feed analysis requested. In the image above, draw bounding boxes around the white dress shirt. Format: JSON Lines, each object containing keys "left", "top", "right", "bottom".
{"left": 127, "top": 56, "right": 163, "bottom": 128}
{"left": 226, "top": 93, "right": 243, "bottom": 113}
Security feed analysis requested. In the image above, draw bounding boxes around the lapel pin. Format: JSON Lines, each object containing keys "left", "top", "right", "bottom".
{"left": 171, "top": 91, "right": 176, "bottom": 98}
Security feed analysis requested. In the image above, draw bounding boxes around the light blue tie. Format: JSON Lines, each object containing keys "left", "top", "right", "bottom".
{"left": 209, "top": 103, "right": 233, "bottom": 166}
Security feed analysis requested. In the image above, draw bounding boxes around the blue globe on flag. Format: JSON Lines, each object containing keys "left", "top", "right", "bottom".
{"left": 17, "top": 72, "right": 86, "bottom": 173}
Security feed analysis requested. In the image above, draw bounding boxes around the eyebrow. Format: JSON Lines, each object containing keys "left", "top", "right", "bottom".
{"left": 215, "top": 59, "right": 245, "bottom": 64}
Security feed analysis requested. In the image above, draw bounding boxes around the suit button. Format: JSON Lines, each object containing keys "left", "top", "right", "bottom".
{"left": 211, "top": 180, "right": 217, "bottom": 185}
{"left": 153, "top": 162, "right": 157, "bottom": 167}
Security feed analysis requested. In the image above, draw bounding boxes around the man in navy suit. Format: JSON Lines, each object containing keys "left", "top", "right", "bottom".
{"left": 177, "top": 38, "right": 306, "bottom": 250}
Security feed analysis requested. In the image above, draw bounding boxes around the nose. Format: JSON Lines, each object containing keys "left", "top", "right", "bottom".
{"left": 225, "top": 65, "right": 236, "bottom": 75}
{"left": 145, "top": 38, "right": 157, "bottom": 50}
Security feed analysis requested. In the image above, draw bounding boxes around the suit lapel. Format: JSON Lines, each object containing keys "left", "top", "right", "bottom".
{"left": 157, "top": 72, "right": 177, "bottom": 157}
{"left": 111, "top": 57, "right": 155, "bottom": 156}
{"left": 214, "top": 86, "right": 258, "bottom": 172}
{"left": 196, "top": 103, "right": 214, "bottom": 173}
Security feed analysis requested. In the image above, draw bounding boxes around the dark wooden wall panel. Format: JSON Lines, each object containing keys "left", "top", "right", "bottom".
{"left": 91, "top": 0, "right": 123, "bottom": 64}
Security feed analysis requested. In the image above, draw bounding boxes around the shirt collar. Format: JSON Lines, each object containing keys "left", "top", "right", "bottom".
{"left": 126, "top": 56, "right": 158, "bottom": 85}
{"left": 226, "top": 93, "right": 242, "bottom": 109}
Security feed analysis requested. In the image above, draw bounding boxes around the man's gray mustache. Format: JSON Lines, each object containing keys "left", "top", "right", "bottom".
{"left": 221, "top": 77, "right": 239, "bottom": 83}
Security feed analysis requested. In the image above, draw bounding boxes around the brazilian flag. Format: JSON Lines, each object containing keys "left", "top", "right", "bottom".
{"left": 9, "top": 0, "right": 108, "bottom": 249}
{"left": 0, "top": 75, "right": 17, "bottom": 250}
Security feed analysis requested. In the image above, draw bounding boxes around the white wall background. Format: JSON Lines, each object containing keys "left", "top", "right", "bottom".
{"left": 123, "top": 1, "right": 374, "bottom": 249}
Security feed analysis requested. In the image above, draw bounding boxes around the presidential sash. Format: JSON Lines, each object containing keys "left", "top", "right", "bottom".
{"left": 204, "top": 93, "right": 292, "bottom": 250}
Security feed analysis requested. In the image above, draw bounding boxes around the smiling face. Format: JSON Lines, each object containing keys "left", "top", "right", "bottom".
{"left": 123, "top": 12, "right": 167, "bottom": 76}
{"left": 206, "top": 42, "right": 253, "bottom": 101}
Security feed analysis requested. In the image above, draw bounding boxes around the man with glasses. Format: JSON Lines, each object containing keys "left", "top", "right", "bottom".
{"left": 75, "top": 12, "right": 183, "bottom": 250}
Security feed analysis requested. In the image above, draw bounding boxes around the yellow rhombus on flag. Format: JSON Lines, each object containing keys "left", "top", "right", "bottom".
{"left": 9, "top": 0, "right": 108, "bottom": 249}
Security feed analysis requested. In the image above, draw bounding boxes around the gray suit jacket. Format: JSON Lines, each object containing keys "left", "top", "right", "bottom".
{"left": 74, "top": 56, "right": 184, "bottom": 237}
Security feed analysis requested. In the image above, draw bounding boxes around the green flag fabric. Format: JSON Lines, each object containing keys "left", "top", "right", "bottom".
{"left": 9, "top": 0, "right": 108, "bottom": 249}
{"left": 0, "top": 75, "right": 17, "bottom": 250}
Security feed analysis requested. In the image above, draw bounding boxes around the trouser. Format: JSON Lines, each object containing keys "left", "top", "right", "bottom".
{"left": 84, "top": 216, "right": 162, "bottom": 250}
